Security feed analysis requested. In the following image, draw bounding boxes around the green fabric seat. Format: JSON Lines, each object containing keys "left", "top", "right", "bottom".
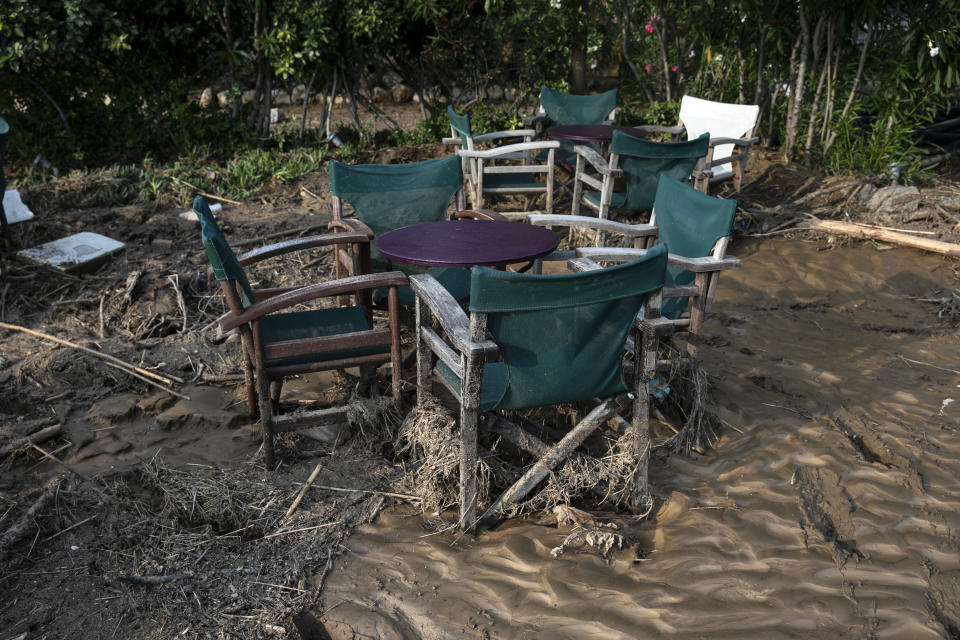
{"left": 652, "top": 175, "right": 737, "bottom": 318}
{"left": 329, "top": 156, "right": 470, "bottom": 304}
{"left": 482, "top": 173, "right": 543, "bottom": 191}
{"left": 539, "top": 86, "right": 618, "bottom": 170}
{"left": 539, "top": 86, "right": 618, "bottom": 126}
{"left": 608, "top": 130, "right": 710, "bottom": 213}
{"left": 195, "top": 197, "right": 387, "bottom": 365}
{"left": 261, "top": 306, "right": 388, "bottom": 368}
{"left": 441, "top": 245, "right": 668, "bottom": 412}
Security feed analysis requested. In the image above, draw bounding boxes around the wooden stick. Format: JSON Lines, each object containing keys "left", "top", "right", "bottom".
{"left": 310, "top": 485, "right": 421, "bottom": 501}
{"left": 284, "top": 460, "right": 324, "bottom": 518}
{"left": 40, "top": 514, "right": 96, "bottom": 543}
{"left": 0, "top": 424, "right": 62, "bottom": 458}
{"left": 0, "top": 322, "right": 189, "bottom": 399}
{"left": 170, "top": 177, "right": 242, "bottom": 205}
{"left": 262, "top": 522, "right": 340, "bottom": 539}
{"left": 806, "top": 218, "right": 960, "bottom": 257}
{"left": 0, "top": 477, "right": 62, "bottom": 557}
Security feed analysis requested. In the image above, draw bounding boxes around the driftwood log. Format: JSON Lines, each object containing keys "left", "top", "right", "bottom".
{"left": 0, "top": 423, "right": 62, "bottom": 458}
{"left": 807, "top": 218, "right": 960, "bottom": 257}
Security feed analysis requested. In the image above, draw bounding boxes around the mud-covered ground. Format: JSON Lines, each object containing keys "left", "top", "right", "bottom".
{"left": 1, "top": 119, "right": 960, "bottom": 639}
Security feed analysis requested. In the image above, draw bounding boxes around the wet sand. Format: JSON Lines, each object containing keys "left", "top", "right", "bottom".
{"left": 318, "top": 237, "right": 960, "bottom": 639}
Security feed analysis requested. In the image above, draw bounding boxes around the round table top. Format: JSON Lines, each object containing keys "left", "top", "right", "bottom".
{"left": 547, "top": 124, "right": 649, "bottom": 143}
{"left": 375, "top": 220, "right": 560, "bottom": 269}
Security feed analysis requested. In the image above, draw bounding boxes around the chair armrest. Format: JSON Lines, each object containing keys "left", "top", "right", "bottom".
{"left": 576, "top": 247, "right": 741, "bottom": 272}
{"left": 567, "top": 257, "right": 602, "bottom": 273}
{"left": 458, "top": 140, "right": 559, "bottom": 158}
{"left": 328, "top": 218, "right": 374, "bottom": 239}
{"left": 634, "top": 124, "right": 685, "bottom": 137}
{"left": 236, "top": 232, "right": 369, "bottom": 266}
{"left": 442, "top": 136, "right": 463, "bottom": 146}
{"left": 221, "top": 272, "right": 408, "bottom": 331}
{"left": 528, "top": 214, "right": 656, "bottom": 237}
{"left": 572, "top": 145, "right": 617, "bottom": 176}
{"left": 409, "top": 274, "right": 499, "bottom": 359}
{"left": 454, "top": 209, "right": 508, "bottom": 221}
{"left": 473, "top": 129, "right": 537, "bottom": 143}
{"left": 708, "top": 136, "right": 760, "bottom": 148}
{"left": 667, "top": 254, "right": 742, "bottom": 272}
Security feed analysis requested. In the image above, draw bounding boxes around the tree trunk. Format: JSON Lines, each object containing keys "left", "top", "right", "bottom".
{"left": 824, "top": 20, "right": 873, "bottom": 155}
{"left": 248, "top": 0, "right": 272, "bottom": 138}
{"left": 567, "top": 0, "right": 588, "bottom": 93}
{"left": 299, "top": 68, "right": 319, "bottom": 140}
{"left": 803, "top": 14, "right": 828, "bottom": 163}
{"left": 784, "top": 0, "right": 809, "bottom": 161}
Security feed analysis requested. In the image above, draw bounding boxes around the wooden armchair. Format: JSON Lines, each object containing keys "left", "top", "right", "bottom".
{"left": 195, "top": 196, "right": 407, "bottom": 469}
{"left": 410, "top": 245, "right": 668, "bottom": 533}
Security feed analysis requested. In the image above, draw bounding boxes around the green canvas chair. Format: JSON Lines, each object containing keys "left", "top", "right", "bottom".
{"left": 195, "top": 196, "right": 407, "bottom": 469}
{"left": 571, "top": 130, "right": 710, "bottom": 230}
{"left": 559, "top": 174, "right": 741, "bottom": 357}
{"left": 329, "top": 156, "right": 502, "bottom": 306}
{"left": 526, "top": 86, "right": 619, "bottom": 170}
{"left": 443, "top": 106, "right": 559, "bottom": 216}
{"left": 410, "top": 244, "right": 668, "bottom": 533}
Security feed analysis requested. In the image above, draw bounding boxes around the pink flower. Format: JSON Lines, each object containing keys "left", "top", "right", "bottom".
{"left": 644, "top": 63, "right": 652, "bottom": 73}
{"left": 645, "top": 22, "right": 654, "bottom": 33}
{"left": 653, "top": 13, "right": 661, "bottom": 21}
{"left": 671, "top": 65, "right": 678, "bottom": 72}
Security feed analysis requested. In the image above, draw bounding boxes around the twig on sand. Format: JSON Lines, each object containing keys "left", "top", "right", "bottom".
{"left": 893, "top": 354, "right": 960, "bottom": 376}
{"left": 40, "top": 514, "right": 97, "bottom": 543}
{"left": 170, "top": 176, "right": 242, "bottom": 206}
{"left": 168, "top": 275, "right": 187, "bottom": 333}
{"left": 284, "top": 461, "right": 324, "bottom": 519}
{"left": 309, "top": 485, "right": 421, "bottom": 501}
{"left": 0, "top": 322, "right": 189, "bottom": 400}
{"left": 263, "top": 522, "right": 341, "bottom": 539}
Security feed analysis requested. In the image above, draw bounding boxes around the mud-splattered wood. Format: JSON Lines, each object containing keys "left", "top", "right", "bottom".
{"left": 477, "top": 399, "right": 620, "bottom": 528}
{"left": 807, "top": 218, "right": 960, "bottom": 257}
{"left": 0, "top": 423, "right": 61, "bottom": 458}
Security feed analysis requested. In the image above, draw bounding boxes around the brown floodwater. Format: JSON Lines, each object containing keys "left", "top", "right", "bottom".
{"left": 315, "top": 237, "right": 960, "bottom": 639}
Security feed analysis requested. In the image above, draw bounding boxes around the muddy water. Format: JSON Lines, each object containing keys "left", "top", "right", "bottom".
{"left": 317, "top": 238, "right": 960, "bottom": 639}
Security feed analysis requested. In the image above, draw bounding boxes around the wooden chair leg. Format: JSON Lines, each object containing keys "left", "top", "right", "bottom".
{"left": 241, "top": 334, "right": 258, "bottom": 418}
{"left": 270, "top": 380, "right": 283, "bottom": 415}
{"left": 458, "top": 351, "right": 485, "bottom": 533}
{"left": 257, "top": 372, "right": 275, "bottom": 470}
{"left": 629, "top": 324, "right": 657, "bottom": 513}
{"left": 415, "top": 298, "right": 433, "bottom": 408}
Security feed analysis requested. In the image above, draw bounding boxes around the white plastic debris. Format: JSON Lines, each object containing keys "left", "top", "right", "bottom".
{"left": 179, "top": 201, "right": 222, "bottom": 222}
{"left": 2, "top": 189, "right": 34, "bottom": 224}
{"left": 18, "top": 232, "right": 125, "bottom": 270}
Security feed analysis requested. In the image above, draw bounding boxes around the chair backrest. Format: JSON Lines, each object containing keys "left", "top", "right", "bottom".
{"left": 447, "top": 105, "right": 473, "bottom": 142}
{"left": 194, "top": 196, "right": 256, "bottom": 310}
{"left": 469, "top": 244, "right": 667, "bottom": 411}
{"left": 651, "top": 175, "right": 737, "bottom": 318}
{"left": 328, "top": 156, "right": 463, "bottom": 242}
{"left": 611, "top": 130, "right": 710, "bottom": 212}
{"left": 539, "top": 86, "right": 618, "bottom": 126}
{"left": 678, "top": 95, "right": 759, "bottom": 178}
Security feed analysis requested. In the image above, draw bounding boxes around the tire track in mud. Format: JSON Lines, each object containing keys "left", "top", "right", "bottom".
{"left": 794, "top": 408, "right": 960, "bottom": 636}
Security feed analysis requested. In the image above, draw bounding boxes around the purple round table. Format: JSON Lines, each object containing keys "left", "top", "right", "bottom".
{"left": 375, "top": 220, "right": 559, "bottom": 269}
{"left": 547, "top": 124, "right": 649, "bottom": 143}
